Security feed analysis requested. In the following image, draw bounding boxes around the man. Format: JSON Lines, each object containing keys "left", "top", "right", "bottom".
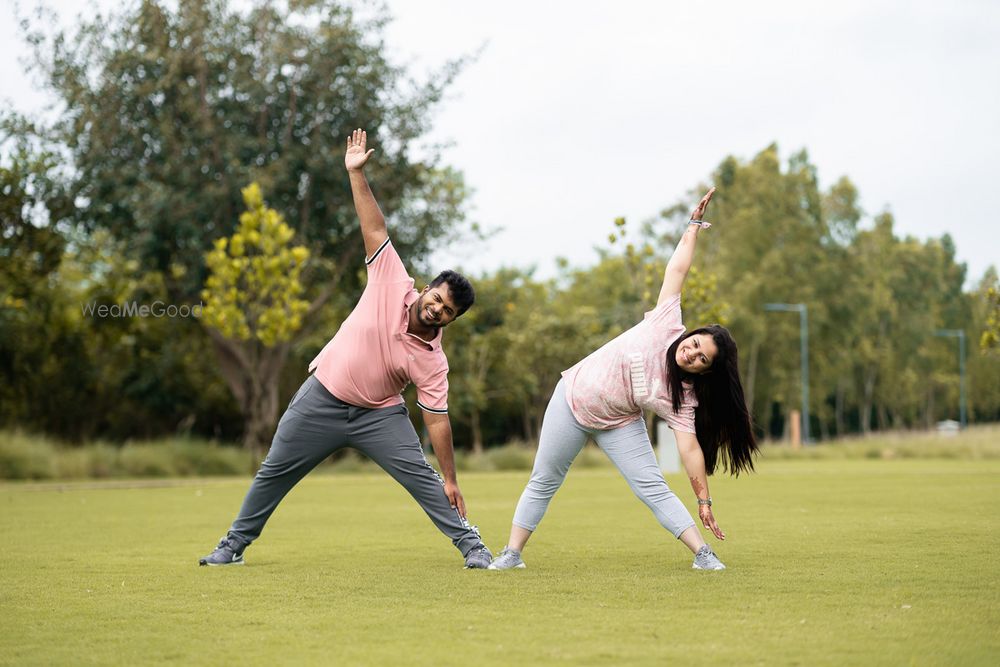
{"left": 199, "top": 128, "right": 492, "bottom": 569}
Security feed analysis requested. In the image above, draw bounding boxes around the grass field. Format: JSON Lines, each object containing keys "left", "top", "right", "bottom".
{"left": 2, "top": 459, "right": 998, "bottom": 666}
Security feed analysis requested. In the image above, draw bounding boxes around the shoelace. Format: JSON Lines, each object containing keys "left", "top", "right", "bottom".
{"left": 217, "top": 537, "right": 239, "bottom": 554}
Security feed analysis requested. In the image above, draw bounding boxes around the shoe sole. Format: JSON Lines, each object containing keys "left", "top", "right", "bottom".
{"left": 199, "top": 560, "right": 245, "bottom": 567}
{"left": 487, "top": 563, "right": 526, "bottom": 570}
{"left": 691, "top": 564, "right": 725, "bottom": 570}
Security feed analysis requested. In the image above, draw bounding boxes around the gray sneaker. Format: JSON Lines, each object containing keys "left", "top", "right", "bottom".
{"left": 464, "top": 544, "right": 493, "bottom": 569}
{"left": 487, "top": 546, "right": 526, "bottom": 570}
{"left": 692, "top": 545, "right": 726, "bottom": 570}
{"left": 199, "top": 536, "right": 245, "bottom": 566}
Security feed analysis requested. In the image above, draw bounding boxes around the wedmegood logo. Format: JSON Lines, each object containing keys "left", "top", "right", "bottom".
{"left": 80, "top": 301, "right": 204, "bottom": 319}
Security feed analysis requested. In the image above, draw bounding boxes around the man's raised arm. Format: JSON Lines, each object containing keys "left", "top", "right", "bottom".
{"left": 344, "top": 128, "right": 388, "bottom": 258}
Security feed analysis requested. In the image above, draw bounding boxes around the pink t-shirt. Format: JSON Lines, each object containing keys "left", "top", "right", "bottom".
{"left": 307, "top": 238, "right": 449, "bottom": 413}
{"left": 561, "top": 294, "right": 697, "bottom": 432}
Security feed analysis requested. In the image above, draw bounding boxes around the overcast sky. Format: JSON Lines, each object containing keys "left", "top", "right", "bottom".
{"left": 4, "top": 0, "right": 998, "bottom": 285}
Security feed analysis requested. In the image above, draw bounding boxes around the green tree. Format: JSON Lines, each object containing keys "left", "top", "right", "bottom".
{"left": 442, "top": 268, "right": 542, "bottom": 452}
{"left": 1, "top": 116, "right": 74, "bottom": 431}
{"left": 61, "top": 231, "right": 243, "bottom": 440}
{"left": 970, "top": 268, "right": 1000, "bottom": 422}
{"left": 849, "top": 212, "right": 900, "bottom": 433}
{"left": 819, "top": 176, "right": 863, "bottom": 436}
{"left": 687, "top": 146, "right": 838, "bottom": 437}
{"left": 18, "top": 0, "right": 472, "bottom": 444}
{"left": 201, "top": 182, "right": 310, "bottom": 452}
{"left": 981, "top": 271, "right": 1000, "bottom": 352}
{"left": 0, "top": 143, "right": 241, "bottom": 443}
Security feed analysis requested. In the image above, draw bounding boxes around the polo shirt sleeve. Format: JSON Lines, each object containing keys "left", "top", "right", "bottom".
{"left": 643, "top": 293, "right": 684, "bottom": 332}
{"left": 415, "top": 363, "right": 450, "bottom": 415}
{"left": 365, "top": 238, "right": 410, "bottom": 284}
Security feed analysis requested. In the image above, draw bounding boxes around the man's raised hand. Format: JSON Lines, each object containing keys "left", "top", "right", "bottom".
{"left": 345, "top": 128, "right": 375, "bottom": 172}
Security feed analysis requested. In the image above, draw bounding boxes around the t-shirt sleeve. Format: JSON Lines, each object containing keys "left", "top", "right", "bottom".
{"left": 662, "top": 383, "right": 697, "bottom": 434}
{"left": 365, "top": 238, "right": 410, "bottom": 284}
{"left": 415, "top": 362, "right": 449, "bottom": 414}
{"left": 643, "top": 293, "right": 684, "bottom": 333}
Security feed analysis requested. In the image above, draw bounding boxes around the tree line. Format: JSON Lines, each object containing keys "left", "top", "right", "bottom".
{"left": 2, "top": 0, "right": 998, "bottom": 452}
{"left": 444, "top": 148, "right": 1000, "bottom": 450}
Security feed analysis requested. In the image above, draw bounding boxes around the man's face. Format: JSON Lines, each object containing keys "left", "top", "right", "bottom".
{"left": 416, "top": 283, "right": 459, "bottom": 328}
{"left": 675, "top": 333, "right": 719, "bottom": 375}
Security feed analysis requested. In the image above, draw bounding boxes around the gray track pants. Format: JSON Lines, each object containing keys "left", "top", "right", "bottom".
{"left": 227, "top": 375, "right": 483, "bottom": 556}
{"left": 513, "top": 379, "right": 696, "bottom": 538}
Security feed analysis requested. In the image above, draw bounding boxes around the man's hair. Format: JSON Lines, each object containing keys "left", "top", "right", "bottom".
{"left": 429, "top": 270, "right": 475, "bottom": 317}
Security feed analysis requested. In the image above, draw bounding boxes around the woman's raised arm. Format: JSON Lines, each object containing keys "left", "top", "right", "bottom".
{"left": 657, "top": 187, "right": 715, "bottom": 307}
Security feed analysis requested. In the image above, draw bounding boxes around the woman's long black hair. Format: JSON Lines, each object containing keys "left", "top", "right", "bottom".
{"left": 666, "top": 325, "right": 758, "bottom": 476}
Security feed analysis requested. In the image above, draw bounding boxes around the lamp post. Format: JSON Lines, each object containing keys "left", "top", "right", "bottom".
{"left": 933, "top": 329, "right": 967, "bottom": 428}
{"left": 764, "top": 303, "right": 811, "bottom": 444}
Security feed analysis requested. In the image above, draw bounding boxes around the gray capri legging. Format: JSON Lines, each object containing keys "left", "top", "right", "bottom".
{"left": 513, "top": 378, "right": 696, "bottom": 538}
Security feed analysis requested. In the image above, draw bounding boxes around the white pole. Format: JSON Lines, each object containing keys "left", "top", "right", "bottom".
{"left": 656, "top": 421, "right": 681, "bottom": 473}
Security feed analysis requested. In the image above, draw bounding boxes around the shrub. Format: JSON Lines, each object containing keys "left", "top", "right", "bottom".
{"left": 575, "top": 443, "right": 609, "bottom": 468}
{"left": 0, "top": 430, "right": 259, "bottom": 480}
{"left": 327, "top": 449, "right": 378, "bottom": 474}
{"left": 54, "top": 445, "right": 115, "bottom": 479}
{"left": 486, "top": 442, "right": 536, "bottom": 471}
{"left": 168, "top": 439, "right": 254, "bottom": 476}
{"left": 0, "top": 431, "right": 56, "bottom": 479}
{"left": 119, "top": 443, "right": 178, "bottom": 477}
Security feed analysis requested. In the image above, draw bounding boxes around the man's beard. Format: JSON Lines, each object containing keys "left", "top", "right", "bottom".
{"left": 418, "top": 297, "right": 444, "bottom": 328}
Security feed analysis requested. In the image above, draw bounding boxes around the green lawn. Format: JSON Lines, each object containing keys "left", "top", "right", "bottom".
{"left": 2, "top": 459, "right": 998, "bottom": 666}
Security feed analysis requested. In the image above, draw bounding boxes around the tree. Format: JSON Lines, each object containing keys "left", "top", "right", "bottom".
{"left": 1, "top": 114, "right": 73, "bottom": 431}
{"left": 981, "top": 272, "right": 1000, "bottom": 353}
{"left": 201, "top": 182, "right": 310, "bottom": 452}
{"left": 686, "top": 146, "right": 839, "bottom": 438}
{"left": 850, "top": 213, "right": 900, "bottom": 434}
{"left": 0, "top": 131, "right": 242, "bottom": 442}
{"left": 970, "top": 268, "right": 1000, "bottom": 422}
{"left": 442, "top": 268, "right": 542, "bottom": 452}
{"left": 19, "top": 0, "right": 472, "bottom": 444}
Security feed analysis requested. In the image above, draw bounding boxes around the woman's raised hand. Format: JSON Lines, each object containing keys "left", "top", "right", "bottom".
{"left": 690, "top": 187, "right": 716, "bottom": 222}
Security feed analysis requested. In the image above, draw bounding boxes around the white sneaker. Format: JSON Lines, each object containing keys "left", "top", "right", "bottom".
{"left": 692, "top": 545, "right": 726, "bottom": 570}
{"left": 487, "top": 546, "right": 526, "bottom": 570}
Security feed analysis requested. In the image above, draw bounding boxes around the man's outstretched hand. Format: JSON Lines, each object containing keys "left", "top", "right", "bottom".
{"left": 345, "top": 128, "right": 375, "bottom": 172}
{"left": 444, "top": 480, "right": 467, "bottom": 519}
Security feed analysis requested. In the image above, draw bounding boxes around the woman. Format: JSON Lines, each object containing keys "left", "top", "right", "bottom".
{"left": 489, "top": 187, "right": 757, "bottom": 571}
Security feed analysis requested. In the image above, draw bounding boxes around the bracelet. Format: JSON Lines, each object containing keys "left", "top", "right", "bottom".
{"left": 688, "top": 220, "right": 712, "bottom": 229}
{"left": 697, "top": 497, "right": 712, "bottom": 506}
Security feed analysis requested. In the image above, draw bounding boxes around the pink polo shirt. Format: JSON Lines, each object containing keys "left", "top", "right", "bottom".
{"left": 307, "top": 238, "right": 449, "bottom": 414}
{"left": 561, "top": 294, "right": 697, "bottom": 433}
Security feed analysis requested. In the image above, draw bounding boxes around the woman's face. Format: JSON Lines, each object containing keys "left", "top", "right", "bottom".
{"left": 675, "top": 333, "right": 719, "bottom": 374}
